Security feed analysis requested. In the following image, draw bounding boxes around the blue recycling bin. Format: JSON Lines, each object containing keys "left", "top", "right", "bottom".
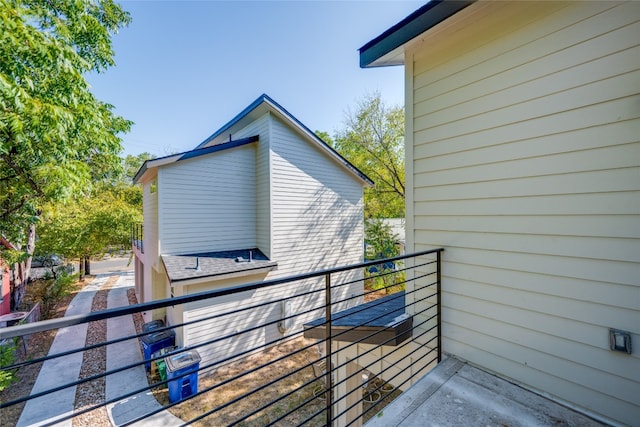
{"left": 166, "top": 349, "right": 201, "bottom": 403}
{"left": 142, "top": 319, "right": 164, "bottom": 333}
{"left": 140, "top": 329, "right": 175, "bottom": 371}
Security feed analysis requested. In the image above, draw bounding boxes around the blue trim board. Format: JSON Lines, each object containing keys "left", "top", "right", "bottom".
{"left": 134, "top": 93, "right": 373, "bottom": 186}
{"left": 199, "top": 94, "right": 373, "bottom": 186}
{"left": 196, "top": 94, "right": 268, "bottom": 148}
{"left": 132, "top": 135, "right": 259, "bottom": 183}
{"left": 359, "top": 0, "right": 475, "bottom": 68}
{"left": 178, "top": 135, "right": 258, "bottom": 161}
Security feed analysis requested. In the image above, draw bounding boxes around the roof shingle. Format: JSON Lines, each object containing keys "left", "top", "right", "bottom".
{"left": 162, "top": 248, "right": 277, "bottom": 283}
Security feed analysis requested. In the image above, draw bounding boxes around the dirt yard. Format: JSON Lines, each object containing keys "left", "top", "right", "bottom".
{"left": 0, "top": 278, "right": 88, "bottom": 426}
{"left": 1, "top": 275, "right": 402, "bottom": 426}
{"left": 147, "top": 336, "right": 400, "bottom": 426}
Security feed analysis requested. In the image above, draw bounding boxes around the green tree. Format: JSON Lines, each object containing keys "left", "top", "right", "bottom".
{"left": 365, "top": 219, "right": 400, "bottom": 261}
{"left": 334, "top": 93, "right": 405, "bottom": 218}
{"left": 315, "top": 130, "right": 335, "bottom": 148}
{"left": 37, "top": 185, "right": 142, "bottom": 278}
{"left": 0, "top": 0, "right": 131, "bottom": 257}
{"left": 123, "top": 152, "right": 156, "bottom": 182}
{"left": 365, "top": 218, "right": 403, "bottom": 294}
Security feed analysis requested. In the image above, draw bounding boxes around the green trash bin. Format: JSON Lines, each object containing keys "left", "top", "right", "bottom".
{"left": 151, "top": 345, "right": 177, "bottom": 381}
{"left": 157, "top": 359, "right": 167, "bottom": 381}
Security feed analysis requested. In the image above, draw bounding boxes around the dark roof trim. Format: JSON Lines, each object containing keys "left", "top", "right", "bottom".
{"left": 197, "top": 94, "right": 374, "bottom": 187}
{"left": 359, "top": 0, "right": 475, "bottom": 68}
{"left": 132, "top": 135, "right": 259, "bottom": 184}
{"left": 178, "top": 135, "right": 258, "bottom": 162}
{"left": 169, "top": 263, "right": 277, "bottom": 284}
{"left": 197, "top": 94, "right": 271, "bottom": 148}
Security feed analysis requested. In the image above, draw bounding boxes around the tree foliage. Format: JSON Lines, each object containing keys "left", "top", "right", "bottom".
{"left": 365, "top": 218, "right": 400, "bottom": 260}
{"left": 0, "top": 0, "right": 131, "bottom": 243}
{"left": 123, "top": 152, "right": 156, "bottom": 183}
{"left": 37, "top": 184, "right": 142, "bottom": 263}
{"left": 334, "top": 93, "right": 405, "bottom": 218}
{"left": 314, "top": 130, "right": 335, "bottom": 148}
{"left": 364, "top": 218, "right": 403, "bottom": 294}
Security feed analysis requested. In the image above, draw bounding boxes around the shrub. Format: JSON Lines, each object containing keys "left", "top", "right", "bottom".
{"left": 365, "top": 219, "right": 402, "bottom": 293}
{"left": 30, "top": 272, "right": 78, "bottom": 319}
{"left": 0, "top": 340, "right": 17, "bottom": 392}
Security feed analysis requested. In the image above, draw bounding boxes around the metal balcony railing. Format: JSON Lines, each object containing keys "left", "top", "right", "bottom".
{"left": 0, "top": 248, "right": 443, "bottom": 426}
{"left": 131, "top": 223, "right": 143, "bottom": 253}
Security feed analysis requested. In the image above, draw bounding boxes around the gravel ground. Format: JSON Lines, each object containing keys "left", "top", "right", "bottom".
{"left": 72, "top": 276, "right": 117, "bottom": 427}
{"left": 71, "top": 278, "right": 146, "bottom": 427}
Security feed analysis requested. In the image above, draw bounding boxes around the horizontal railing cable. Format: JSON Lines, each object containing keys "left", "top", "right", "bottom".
{"left": 1, "top": 290, "right": 334, "bottom": 408}
{"left": 138, "top": 271, "right": 439, "bottom": 425}
{"left": 0, "top": 248, "right": 443, "bottom": 426}
{"left": 280, "top": 288, "right": 440, "bottom": 426}
{"left": 214, "top": 288, "right": 436, "bottom": 426}
{"left": 136, "top": 257, "right": 441, "bottom": 425}
{"left": 0, "top": 249, "right": 441, "bottom": 340}
{"left": 307, "top": 287, "right": 440, "bottom": 424}
{"left": 336, "top": 318, "right": 440, "bottom": 424}
{"left": 122, "top": 332, "right": 324, "bottom": 426}
{"left": 44, "top": 285, "right": 439, "bottom": 427}
{"left": 323, "top": 298, "right": 439, "bottom": 399}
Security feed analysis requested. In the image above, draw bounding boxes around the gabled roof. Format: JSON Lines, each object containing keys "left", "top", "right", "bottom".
{"left": 133, "top": 94, "right": 373, "bottom": 187}
{"left": 132, "top": 135, "right": 259, "bottom": 184}
{"left": 196, "top": 94, "right": 373, "bottom": 187}
{"left": 359, "top": 0, "right": 475, "bottom": 68}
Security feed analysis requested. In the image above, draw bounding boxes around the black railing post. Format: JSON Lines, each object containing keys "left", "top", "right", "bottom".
{"left": 437, "top": 249, "right": 442, "bottom": 363}
{"left": 324, "top": 272, "right": 333, "bottom": 425}
{"left": 0, "top": 248, "right": 446, "bottom": 426}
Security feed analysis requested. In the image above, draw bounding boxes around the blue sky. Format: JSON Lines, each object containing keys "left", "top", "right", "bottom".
{"left": 86, "top": 1, "right": 422, "bottom": 157}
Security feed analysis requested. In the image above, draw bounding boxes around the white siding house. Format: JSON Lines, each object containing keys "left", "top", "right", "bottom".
{"left": 359, "top": 1, "right": 639, "bottom": 425}
{"left": 132, "top": 94, "right": 372, "bottom": 368}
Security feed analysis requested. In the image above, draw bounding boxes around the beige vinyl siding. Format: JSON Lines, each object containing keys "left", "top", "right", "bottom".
{"left": 230, "top": 113, "right": 271, "bottom": 257}
{"left": 158, "top": 143, "right": 257, "bottom": 255}
{"left": 182, "top": 273, "right": 271, "bottom": 369}
{"left": 140, "top": 178, "right": 159, "bottom": 306}
{"left": 407, "top": 1, "right": 640, "bottom": 425}
{"left": 269, "top": 116, "right": 365, "bottom": 274}
{"left": 267, "top": 114, "right": 365, "bottom": 339}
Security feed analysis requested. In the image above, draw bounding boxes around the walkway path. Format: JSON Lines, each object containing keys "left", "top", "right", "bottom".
{"left": 17, "top": 275, "right": 108, "bottom": 427}
{"left": 106, "top": 274, "right": 182, "bottom": 426}
{"left": 17, "top": 270, "right": 182, "bottom": 426}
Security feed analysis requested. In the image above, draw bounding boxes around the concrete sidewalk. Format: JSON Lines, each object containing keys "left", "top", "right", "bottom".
{"left": 16, "top": 271, "right": 181, "bottom": 427}
{"left": 105, "top": 274, "right": 181, "bottom": 426}
{"left": 17, "top": 274, "right": 109, "bottom": 427}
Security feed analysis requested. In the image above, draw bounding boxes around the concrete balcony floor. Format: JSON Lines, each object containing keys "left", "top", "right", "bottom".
{"left": 367, "top": 356, "right": 607, "bottom": 427}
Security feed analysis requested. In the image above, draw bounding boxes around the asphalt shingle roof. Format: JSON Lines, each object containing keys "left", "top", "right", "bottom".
{"left": 162, "top": 248, "right": 277, "bottom": 283}
{"left": 305, "top": 290, "right": 408, "bottom": 329}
